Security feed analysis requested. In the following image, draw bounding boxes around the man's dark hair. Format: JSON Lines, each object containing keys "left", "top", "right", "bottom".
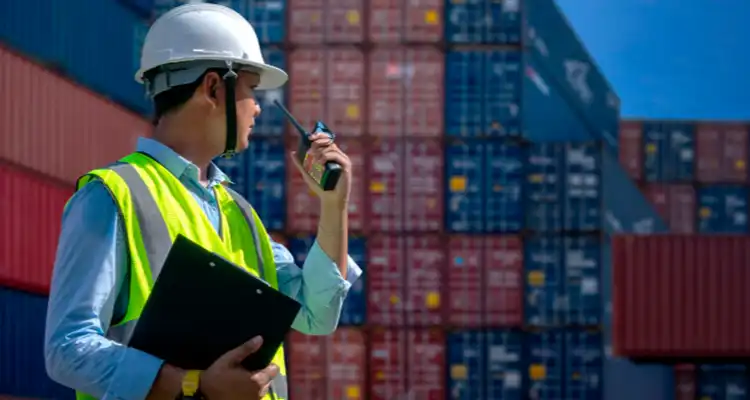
{"left": 148, "top": 68, "right": 227, "bottom": 126}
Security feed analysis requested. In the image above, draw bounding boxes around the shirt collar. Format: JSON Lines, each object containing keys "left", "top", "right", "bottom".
{"left": 135, "top": 137, "right": 231, "bottom": 185}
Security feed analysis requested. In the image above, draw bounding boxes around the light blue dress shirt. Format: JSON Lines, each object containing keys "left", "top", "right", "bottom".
{"left": 44, "top": 137, "right": 362, "bottom": 400}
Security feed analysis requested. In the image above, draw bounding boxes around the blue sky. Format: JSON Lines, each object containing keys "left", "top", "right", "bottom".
{"left": 556, "top": 0, "right": 750, "bottom": 120}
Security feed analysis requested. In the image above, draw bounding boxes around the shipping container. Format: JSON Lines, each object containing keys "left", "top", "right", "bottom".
{"left": 613, "top": 235, "right": 750, "bottom": 359}
{"left": 642, "top": 121, "right": 695, "bottom": 182}
{"left": 486, "top": 330, "right": 525, "bottom": 399}
{"left": 563, "top": 236, "right": 602, "bottom": 326}
{"left": 524, "top": 236, "right": 563, "bottom": 327}
{"left": 695, "top": 122, "right": 749, "bottom": 183}
{"left": 697, "top": 185, "right": 749, "bottom": 233}
{"left": 404, "top": 236, "right": 445, "bottom": 326}
{"left": 526, "top": 330, "right": 564, "bottom": 399}
{"left": 287, "top": 0, "right": 364, "bottom": 43}
{"left": 0, "top": 288, "right": 75, "bottom": 399}
{"left": 444, "top": 0, "right": 521, "bottom": 44}
{"left": 446, "top": 236, "right": 523, "bottom": 328}
{"left": 446, "top": 331, "right": 486, "bottom": 399}
{"left": 0, "top": 47, "right": 150, "bottom": 185}
{"left": 286, "top": 235, "right": 367, "bottom": 325}
{"left": 674, "top": 365, "right": 696, "bottom": 400}
{"left": 619, "top": 120, "right": 643, "bottom": 180}
{"left": 254, "top": 48, "right": 288, "bottom": 137}
{"left": 0, "top": 1, "right": 151, "bottom": 115}
{"left": 641, "top": 184, "right": 696, "bottom": 234}
{"left": 215, "top": 138, "right": 286, "bottom": 230}
{"left": 445, "top": 139, "right": 525, "bottom": 233}
{"left": 285, "top": 139, "right": 365, "bottom": 233}
{"left": 697, "top": 365, "right": 748, "bottom": 399}
{"left": 564, "top": 330, "right": 603, "bottom": 399}
{"left": 147, "top": 0, "right": 287, "bottom": 43}
{"left": 0, "top": 162, "right": 72, "bottom": 294}
{"left": 525, "top": 0, "right": 620, "bottom": 149}
{"left": 369, "top": 329, "right": 407, "bottom": 400}
{"left": 406, "top": 329, "right": 446, "bottom": 399}
{"left": 288, "top": 48, "right": 364, "bottom": 138}
{"left": 287, "top": 331, "right": 327, "bottom": 400}
{"left": 367, "top": 236, "right": 405, "bottom": 326}
{"left": 368, "top": 0, "right": 443, "bottom": 43}
{"left": 367, "top": 47, "right": 443, "bottom": 138}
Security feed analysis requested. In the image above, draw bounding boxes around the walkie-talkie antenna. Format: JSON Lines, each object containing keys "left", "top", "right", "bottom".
{"left": 273, "top": 100, "right": 308, "bottom": 136}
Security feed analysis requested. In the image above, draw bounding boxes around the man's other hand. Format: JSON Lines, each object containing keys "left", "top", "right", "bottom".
{"left": 201, "top": 336, "right": 280, "bottom": 400}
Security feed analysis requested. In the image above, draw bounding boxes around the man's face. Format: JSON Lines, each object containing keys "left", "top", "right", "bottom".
{"left": 231, "top": 71, "right": 262, "bottom": 152}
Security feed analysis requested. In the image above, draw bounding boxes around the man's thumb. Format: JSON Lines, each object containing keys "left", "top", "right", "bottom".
{"left": 218, "top": 336, "right": 263, "bottom": 365}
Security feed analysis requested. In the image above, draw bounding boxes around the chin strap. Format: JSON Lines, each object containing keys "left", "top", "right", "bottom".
{"left": 221, "top": 61, "right": 238, "bottom": 159}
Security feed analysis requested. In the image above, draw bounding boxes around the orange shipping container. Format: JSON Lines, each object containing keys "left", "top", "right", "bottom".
{"left": 288, "top": 0, "right": 365, "bottom": 44}
{"left": 368, "top": 0, "right": 443, "bottom": 43}
{"left": 0, "top": 46, "right": 150, "bottom": 185}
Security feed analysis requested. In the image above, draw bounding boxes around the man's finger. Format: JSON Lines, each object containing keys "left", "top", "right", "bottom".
{"left": 289, "top": 152, "right": 323, "bottom": 194}
{"left": 215, "top": 336, "right": 263, "bottom": 366}
{"left": 251, "top": 364, "right": 280, "bottom": 387}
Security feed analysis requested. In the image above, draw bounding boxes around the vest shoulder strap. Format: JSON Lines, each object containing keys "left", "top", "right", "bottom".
{"left": 223, "top": 186, "right": 270, "bottom": 281}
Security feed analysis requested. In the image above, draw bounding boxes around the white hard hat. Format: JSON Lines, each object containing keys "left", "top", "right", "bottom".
{"left": 135, "top": 3, "right": 288, "bottom": 96}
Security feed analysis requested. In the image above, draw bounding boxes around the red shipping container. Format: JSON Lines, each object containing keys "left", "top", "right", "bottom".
{"left": 269, "top": 231, "right": 287, "bottom": 246}
{"left": 406, "top": 329, "right": 446, "bottom": 400}
{"left": 368, "top": 48, "right": 444, "bottom": 138}
{"left": 287, "top": 331, "right": 327, "bottom": 400}
{"left": 641, "top": 184, "right": 696, "bottom": 233}
{"left": 404, "top": 139, "right": 444, "bottom": 231}
{"left": 288, "top": 0, "right": 364, "bottom": 44}
{"left": 695, "top": 122, "right": 749, "bottom": 183}
{"left": 447, "top": 236, "right": 523, "bottom": 327}
{"left": 613, "top": 235, "right": 750, "bottom": 359}
{"left": 367, "top": 236, "right": 406, "bottom": 325}
{"left": 369, "top": 329, "right": 407, "bottom": 400}
{"left": 0, "top": 46, "right": 150, "bottom": 185}
{"left": 285, "top": 139, "right": 365, "bottom": 233}
{"left": 673, "top": 365, "right": 696, "bottom": 400}
{"left": 405, "top": 236, "right": 445, "bottom": 326}
{"left": 289, "top": 48, "right": 365, "bottom": 138}
{"left": 368, "top": 139, "right": 405, "bottom": 231}
{"left": 619, "top": 120, "right": 643, "bottom": 180}
{"left": 368, "top": 0, "right": 443, "bottom": 42}
{"left": 0, "top": 162, "right": 73, "bottom": 294}
{"left": 328, "top": 328, "right": 367, "bottom": 400}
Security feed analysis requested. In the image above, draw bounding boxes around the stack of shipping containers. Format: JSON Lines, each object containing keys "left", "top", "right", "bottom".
{"left": 619, "top": 119, "right": 750, "bottom": 399}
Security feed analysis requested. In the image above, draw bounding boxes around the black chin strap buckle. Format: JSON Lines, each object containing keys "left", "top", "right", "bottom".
{"left": 221, "top": 62, "right": 239, "bottom": 159}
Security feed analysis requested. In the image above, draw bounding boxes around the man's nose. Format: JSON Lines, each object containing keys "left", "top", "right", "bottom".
{"left": 255, "top": 103, "right": 262, "bottom": 117}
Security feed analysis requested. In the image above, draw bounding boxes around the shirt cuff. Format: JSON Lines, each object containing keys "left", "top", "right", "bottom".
{"left": 103, "top": 347, "right": 164, "bottom": 400}
{"left": 303, "top": 240, "right": 363, "bottom": 291}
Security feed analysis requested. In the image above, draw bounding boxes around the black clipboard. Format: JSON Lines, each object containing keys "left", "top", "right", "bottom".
{"left": 128, "top": 234, "right": 301, "bottom": 371}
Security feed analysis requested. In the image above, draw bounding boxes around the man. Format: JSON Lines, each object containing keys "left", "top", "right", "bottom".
{"left": 44, "top": 4, "right": 361, "bottom": 400}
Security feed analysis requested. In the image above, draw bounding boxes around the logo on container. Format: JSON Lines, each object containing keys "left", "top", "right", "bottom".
{"left": 526, "top": 26, "right": 549, "bottom": 58}
{"left": 525, "top": 66, "right": 550, "bottom": 96}
{"left": 564, "top": 60, "right": 593, "bottom": 105}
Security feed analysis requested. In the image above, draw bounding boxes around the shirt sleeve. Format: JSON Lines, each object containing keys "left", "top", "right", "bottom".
{"left": 273, "top": 239, "right": 362, "bottom": 335}
{"left": 44, "top": 181, "right": 164, "bottom": 400}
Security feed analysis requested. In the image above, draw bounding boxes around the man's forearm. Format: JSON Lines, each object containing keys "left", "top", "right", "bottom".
{"left": 146, "top": 364, "right": 186, "bottom": 400}
{"left": 316, "top": 201, "right": 348, "bottom": 279}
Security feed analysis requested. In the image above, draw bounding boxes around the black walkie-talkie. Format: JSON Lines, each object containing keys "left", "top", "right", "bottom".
{"left": 274, "top": 100, "right": 342, "bottom": 191}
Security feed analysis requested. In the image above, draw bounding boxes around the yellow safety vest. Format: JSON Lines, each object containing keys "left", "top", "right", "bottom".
{"left": 73, "top": 152, "right": 287, "bottom": 400}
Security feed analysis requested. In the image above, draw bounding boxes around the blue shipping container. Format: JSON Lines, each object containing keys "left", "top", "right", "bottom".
{"left": 525, "top": 0, "right": 620, "bottom": 150}
{"left": 524, "top": 236, "right": 564, "bottom": 326}
{"left": 254, "top": 48, "right": 288, "bottom": 137}
{"left": 214, "top": 138, "right": 286, "bottom": 230}
{"left": 564, "top": 330, "right": 603, "bottom": 399}
{"left": 0, "top": 288, "right": 75, "bottom": 399}
{"left": 447, "top": 330, "right": 524, "bottom": 400}
{"left": 563, "top": 236, "right": 601, "bottom": 326}
{"left": 697, "top": 365, "right": 748, "bottom": 399}
{"left": 286, "top": 235, "right": 367, "bottom": 326}
{"left": 697, "top": 185, "right": 749, "bottom": 233}
{"left": 642, "top": 121, "right": 695, "bottom": 182}
{"left": 526, "top": 330, "right": 564, "bottom": 399}
{"left": 445, "top": 139, "right": 525, "bottom": 233}
{"left": 444, "top": 0, "right": 522, "bottom": 44}
{"left": 150, "top": 0, "right": 286, "bottom": 44}
{"left": 0, "top": 0, "right": 151, "bottom": 115}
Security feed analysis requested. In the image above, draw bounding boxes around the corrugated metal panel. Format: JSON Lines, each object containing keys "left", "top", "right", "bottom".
{"left": 286, "top": 235, "right": 367, "bottom": 325}
{"left": 254, "top": 48, "right": 288, "bottom": 137}
{"left": 0, "top": 47, "right": 150, "bottom": 185}
{"left": 288, "top": 48, "right": 364, "bottom": 137}
{"left": 564, "top": 142, "right": 601, "bottom": 231}
{"left": 445, "top": 139, "right": 484, "bottom": 232}
{"left": 215, "top": 138, "right": 286, "bottom": 230}
{"left": 288, "top": 0, "right": 364, "bottom": 43}
{"left": 404, "top": 140, "right": 444, "bottom": 231}
{"left": 563, "top": 236, "right": 601, "bottom": 326}
{"left": 404, "top": 236, "right": 444, "bottom": 326}
{"left": 696, "top": 122, "right": 749, "bottom": 184}
{"left": 368, "top": 0, "right": 443, "bottom": 42}
{"left": 368, "top": 47, "right": 443, "bottom": 138}
{"left": 445, "top": 50, "right": 522, "bottom": 138}
{"left": 0, "top": 1, "right": 151, "bottom": 115}
{"left": 674, "top": 365, "right": 696, "bottom": 400}
{"left": 526, "top": 330, "right": 564, "bottom": 398}
{"left": 368, "top": 139, "right": 405, "bottom": 231}
{"left": 287, "top": 331, "right": 327, "bottom": 400}
{"left": 446, "top": 331, "right": 485, "bottom": 399}
{"left": 524, "top": 0, "right": 620, "bottom": 149}
{"left": 0, "top": 162, "right": 72, "bottom": 294}
{"left": 486, "top": 330, "right": 524, "bottom": 399}
{"left": 285, "top": 139, "right": 365, "bottom": 233}
{"left": 697, "top": 365, "right": 748, "bottom": 399}
{"left": 697, "top": 185, "right": 749, "bottom": 233}
{"left": 369, "top": 329, "right": 407, "bottom": 400}
{"left": 0, "top": 288, "right": 75, "bottom": 399}
{"left": 444, "top": 0, "right": 521, "bottom": 44}
{"left": 367, "top": 236, "right": 405, "bottom": 326}
{"left": 150, "top": 0, "right": 287, "bottom": 44}
{"left": 328, "top": 328, "right": 367, "bottom": 399}
{"left": 613, "top": 235, "right": 750, "bottom": 359}
{"left": 619, "top": 120, "right": 643, "bottom": 180}
{"left": 564, "top": 330, "right": 603, "bottom": 398}
{"left": 641, "top": 184, "right": 696, "bottom": 234}
{"left": 642, "top": 121, "right": 696, "bottom": 182}
{"left": 486, "top": 141, "right": 525, "bottom": 232}
{"left": 407, "top": 329, "right": 446, "bottom": 398}
{"left": 524, "top": 236, "right": 563, "bottom": 327}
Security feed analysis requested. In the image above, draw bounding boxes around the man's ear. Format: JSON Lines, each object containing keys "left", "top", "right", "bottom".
{"left": 200, "top": 71, "right": 223, "bottom": 107}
